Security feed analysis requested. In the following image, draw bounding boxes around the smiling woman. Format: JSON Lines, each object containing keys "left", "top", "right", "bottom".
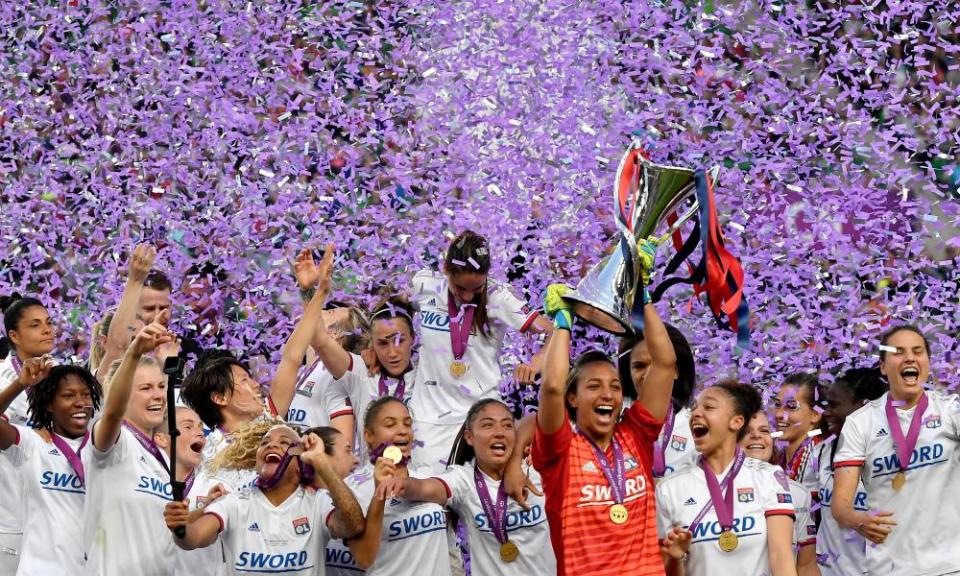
{"left": 831, "top": 325, "right": 960, "bottom": 575}
{"left": 0, "top": 364, "right": 101, "bottom": 576}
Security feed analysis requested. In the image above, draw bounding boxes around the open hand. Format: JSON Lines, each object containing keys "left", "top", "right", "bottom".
{"left": 128, "top": 243, "right": 157, "bottom": 284}
{"left": 659, "top": 526, "right": 692, "bottom": 560}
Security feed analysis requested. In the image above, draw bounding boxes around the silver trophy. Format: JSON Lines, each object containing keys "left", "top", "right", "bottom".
{"left": 563, "top": 142, "right": 705, "bottom": 334}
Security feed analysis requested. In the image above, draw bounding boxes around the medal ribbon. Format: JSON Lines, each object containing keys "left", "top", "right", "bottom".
{"left": 367, "top": 442, "right": 411, "bottom": 466}
{"left": 580, "top": 433, "right": 626, "bottom": 505}
{"left": 295, "top": 358, "right": 322, "bottom": 392}
{"left": 50, "top": 431, "right": 89, "bottom": 484}
{"left": 653, "top": 405, "right": 676, "bottom": 477}
{"left": 11, "top": 354, "right": 22, "bottom": 373}
{"left": 690, "top": 448, "right": 745, "bottom": 534}
{"left": 183, "top": 470, "right": 195, "bottom": 499}
{"left": 123, "top": 421, "right": 170, "bottom": 473}
{"left": 378, "top": 373, "right": 407, "bottom": 400}
{"left": 447, "top": 293, "right": 476, "bottom": 361}
{"left": 474, "top": 465, "right": 509, "bottom": 545}
{"left": 884, "top": 392, "right": 929, "bottom": 474}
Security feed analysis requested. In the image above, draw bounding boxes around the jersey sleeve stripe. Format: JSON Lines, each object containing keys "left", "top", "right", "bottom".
{"left": 519, "top": 311, "right": 540, "bottom": 333}
{"left": 798, "top": 537, "right": 816, "bottom": 546}
{"left": 330, "top": 409, "right": 354, "bottom": 419}
{"left": 267, "top": 396, "right": 279, "bottom": 418}
{"left": 764, "top": 509, "right": 796, "bottom": 518}
{"left": 204, "top": 511, "right": 225, "bottom": 533}
{"left": 433, "top": 477, "right": 452, "bottom": 499}
{"left": 832, "top": 459, "right": 865, "bottom": 468}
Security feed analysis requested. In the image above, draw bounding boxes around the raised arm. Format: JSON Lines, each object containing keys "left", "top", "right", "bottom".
{"left": 345, "top": 458, "right": 394, "bottom": 568}
{"left": 502, "top": 414, "right": 542, "bottom": 510}
{"left": 635, "top": 238, "right": 676, "bottom": 421}
{"left": 537, "top": 285, "right": 572, "bottom": 435}
{"left": 301, "top": 433, "right": 364, "bottom": 540}
{"left": 636, "top": 301, "right": 676, "bottom": 421}
{"left": 297, "top": 246, "right": 352, "bottom": 380}
{"left": 96, "top": 244, "right": 156, "bottom": 382}
{"left": 269, "top": 245, "right": 336, "bottom": 417}
{"left": 94, "top": 314, "right": 173, "bottom": 452}
{"left": 375, "top": 476, "right": 448, "bottom": 506}
{"left": 0, "top": 358, "right": 52, "bottom": 449}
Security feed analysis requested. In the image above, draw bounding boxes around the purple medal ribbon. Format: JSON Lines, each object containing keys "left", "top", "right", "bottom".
{"left": 11, "top": 354, "right": 22, "bottom": 373}
{"left": 122, "top": 421, "right": 170, "bottom": 473}
{"left": 183, "top": 470, "right": 195, "bottom": 499}
{"left": 50, "top": 431, "right": 89, "bottom": 484}
{"left": 378, "top": 373, "right": 407, "bottom": 400}
{"left": 690, "top": 448, "right": 746, "bottom": 534}
{"left": 580, "top": 432, "right": 626, "bottom": 505}
{"left": 447, "top": 294, "right": 476, "bottom": 362}
{"left": 296, "top": 358, "right": 322, "bottom": 391}
{"left": 884, "top": 392, "right": 929, "bottom": 475}
{"left": 653, "top": 405, "right": 676, "bottom": 477}
{"left": 368, "top": 442, "right": 411, "bottom": 466}
{"left": 255, "top": 443, "right": 315, "bottom": 490}
{"left": 474, "top": 465, "right": 509, "bottom": 545}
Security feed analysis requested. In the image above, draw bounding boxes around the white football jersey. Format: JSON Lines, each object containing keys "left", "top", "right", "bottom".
{"left": 657, "top": 406, "right": 696, "bottom": 478}
{"left": 348, "top": 463, "right": 451, "bottom": 576}
{"left": 324, "top": 536, "right": 362, "bottom": 576}
{"left": 204, "top": 485, "right": 334, "bottom": 576}
{"left": 197, "top": 425, "right": 262, "bottom": 493}
{"left": 81, "top": 424, "right": 176, "bottom": 576}
{"left": 328, "top": 353, "right": 415, "bottom": 465}
{"left": 2, "top": 426, "right": 86, "bottom": 576}
{"left": 656, "top": 457, "right": 796, "bottom": 576}
{"left": 787, "top": 479, "right": 816, "bottom": 549}
{"left": 815, "top": 441, "right": 867, "bottom": 576}
{"left": 835, "top": 390, "right": 960, "bottom": 575}
{"left": 408, "top": 270, "right": 537, "bottom": 428}
{"left": 0, "top": 354, "right": 26, "bottom": 535}
{"left": 434, "top": 461, "right": 556, "bottom": 576}
{"left": 287, "top": 359, "right": 338, "bottom": 429}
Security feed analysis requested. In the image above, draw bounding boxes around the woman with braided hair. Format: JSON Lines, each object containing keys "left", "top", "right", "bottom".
{"left": 0, "top": 363, "right": 100, "bottom": 575}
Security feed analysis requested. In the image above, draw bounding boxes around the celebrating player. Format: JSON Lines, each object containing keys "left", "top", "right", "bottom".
{"left": 832, "top": 325, "right": 960, "bottom": 574}
{"left": 345, "top": 396, "right": 451, "bottom": 575}
{"left": 618, "top": 323, "right": 697, "bottom": 478}
{"left": 376, "top": 398, "right": 556, "bottom": 575}
{"left": 409, "top": 230, "right": 553, "bottom": 473}
{"left": 165, "top": 425, "right": 364, "bottom": 575}
{"left": 815, "top": 368, "right": 886, "bottom": 576}
{"left": 772, "top": 373, "right": 823, "bottom": 496}
{"left": 657, "top": 381, "right": 797, "bottom": 576}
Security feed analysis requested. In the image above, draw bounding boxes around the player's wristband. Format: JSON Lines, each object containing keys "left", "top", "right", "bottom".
{"left": 553, "top": 309, "right": 573, "bottom": 331}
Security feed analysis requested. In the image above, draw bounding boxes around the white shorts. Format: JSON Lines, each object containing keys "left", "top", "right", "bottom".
{"left": 411, "top": 420, "right": 463, "bottom": 474}
{"left": 0, "top": 532, "right": 21, "bottom": 575}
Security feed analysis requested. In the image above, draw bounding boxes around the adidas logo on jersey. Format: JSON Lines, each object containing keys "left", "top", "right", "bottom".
{"left": 875, "top": 428, "right": 889, "bottom": 438}
{"left": 48, "top": 448, "right": 61, "bottom": 456}
{"left": 248, "top": 523, "right": 260, "bottom": 532}
{"left": 582, "top": 461, "right": 599, "bottom": 473}
{"left": 684, "top": 497, "right": 697, "bottom": 506}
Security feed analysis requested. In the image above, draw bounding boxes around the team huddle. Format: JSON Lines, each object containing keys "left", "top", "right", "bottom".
{"left": 0, "top": 230, "right": 957, "bottom": 576}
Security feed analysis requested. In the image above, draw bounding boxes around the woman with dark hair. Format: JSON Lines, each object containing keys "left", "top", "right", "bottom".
{"left": 376, "top": 398, "right": 555, "bottom": 575}
{"left": 409, "top": 230, "right": 554, "bottom": 473}
{"left": 815, "top": 368, "right": 886, "bottom": 576}
{"left": 657, "top": 381, "right": 797, "bottom": 576}
{"left": 772, "top": 373, "right": 824, "bottom": 496}
{"left": 530, "top": 258, "right": 676, "bottom": 575}
{"left": 618, "top": 322, "right": 697, "bottom": 478}
{"left": 0, "top": 363, "right": 98, "bottom": 575}
{"left": 833, "top": 325, "right": 960, "bottom": 575}
{"left": 0, "top": 294, "right": 56, "bottom": 573}
{"left": 344, "top": 396, "right": 451, "bottom": 575}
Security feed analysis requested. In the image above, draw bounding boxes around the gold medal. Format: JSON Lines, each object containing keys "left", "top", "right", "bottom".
{"left": 718, "top": 530, "right": 738, "bottom": 552}
{"left": 450, "top": 360, "right": 467, "bottom": 378}
{"left": 383, "top": 446, "right": 403, "bottom": 464}
{"left": 609, "top": 503, "right": 629, "bottom": 525}
{"left": 892, "top": 471, "right": 906, "bottom": 491}
{"left": 499, "top": 540, "right": 519, "bottom": 563}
